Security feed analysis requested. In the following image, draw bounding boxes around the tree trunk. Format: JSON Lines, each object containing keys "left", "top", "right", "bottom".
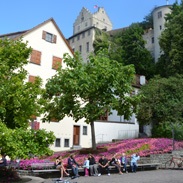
{"left": 90, "top": 121, "right": 96, "bottom": 150}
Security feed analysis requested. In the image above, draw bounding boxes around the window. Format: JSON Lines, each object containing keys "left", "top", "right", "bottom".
{"left": 86, "top": 42, "right": 89, "bottom": 52}
{"left": 52, "top": 56, "right": 62, "bottom": 70}
{"left": 55, "top": 138, "right": 61, "bottom": 147}
{"left": 42, "top": 31, "right": 57, "bottom": 43}
{"left": 72, "top": 48, "right": 75, "bottom": 52}
{"left": 30, "top": 50, "right": 41, "bottom": 65}
{"left": 103, "top": 18, "right": 105, "bottom": 22}
{"left": 85, "top": 22, "right": 88, "bottom": 27}
{"left": 152, "top": 37, "right": 154, "bottom": 44}
{"left": 77, "top": 35, "right": 80, "bottom": 40}
{"left": 88, "top": 30, "right": 91, "bottom": 36}
{"left": 83, "top": 126, "right": 87, "bottom": 135}
{"left": 160, "top": 25, "right": 162, "bottom": 30}
{"left": 64, "top": 139, "right": 70, "bottom": 147}
{"left": 79, "top": 45, "right": 82, "bottom": 53}
{"left": 158, "top": 11, "right": 162, "bottom": 18}
{"left": 72, "top": 38, "right": 74, "bottom": 43}
{"left": 82, "top": 32, "right": 85, "bottom": 38}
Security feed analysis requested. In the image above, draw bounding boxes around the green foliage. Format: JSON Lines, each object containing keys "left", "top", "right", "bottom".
{"left": 0, "top": 38, "right": 55, "bottom": 159}
{"left": 137, "top": 75, "right": 183, "bottom": 138}
{"left": 0, "top": 122, "right": 55, "bottom": 159}
{"left": 152, "top": 122, "right": 172, "bottom": 138}
{"left": 44, "top": 49, "right": 140, "bottom": 149}
{"left": 0, "top": 38, "right": 45, "bottom": 129}
{"left": 139, "top": 10, "right": 154, "bottom": 30}
{"left": 156, "top": 1, "right": 183, "bottom": 77}
{"left": 119, "top": 23, "right": 155, "bottom": 79}
{"left": 125, "top": 144, "right": 150, "bottom": 155}
{"left": 94, "top": 24, "right": 155, "bottom": 80}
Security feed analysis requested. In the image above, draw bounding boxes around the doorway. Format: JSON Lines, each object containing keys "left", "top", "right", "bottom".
{"left": 73, "top": 125, "right": 80, "bottom": 146}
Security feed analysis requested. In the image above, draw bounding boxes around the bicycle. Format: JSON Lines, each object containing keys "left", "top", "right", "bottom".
{"left": 165, "top": 155, "right": 183, "bottom": 169}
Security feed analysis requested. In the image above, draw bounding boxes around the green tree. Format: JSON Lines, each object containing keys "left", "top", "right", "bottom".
{"left": 93, "top": 29, "right": 123, "bottom": 63}
{"left": 0, "top": 122, "right": 55, "bottom": 159}
{"left": 0, "top": 38, "right": 45, "bottom": 129}
{"left": 139, "top": 10, "right": 153, "bottom": 30}
{"left": 119, "top": 23, "right": 155, "bottom": 79}
{"left": 44, "top": 49, "right": 140, "bottom": 150}
{"left": 137, "top": 75, "right": 183, "bottom": 138}
{"left": 0, "top": 38, "right": 55, "bottom": 159}
{"left": 156, "top": 1, "right": 183, "bottom": 77}
{"left": 93, "top": 24, "right": 155, "bottom": 79}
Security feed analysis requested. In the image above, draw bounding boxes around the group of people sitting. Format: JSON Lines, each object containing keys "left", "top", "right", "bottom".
{"left": 55, "top": 153, "right": 140, "bottom": 181}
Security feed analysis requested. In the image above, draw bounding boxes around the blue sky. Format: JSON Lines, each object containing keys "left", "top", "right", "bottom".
{"left": 0, "top": 0, "right": 178, "bottom": 38}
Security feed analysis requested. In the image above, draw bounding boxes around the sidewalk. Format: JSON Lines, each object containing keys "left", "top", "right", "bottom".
{"left": 41, "top": 169, "right": 183, "bottom": 183}
{"left": 21, "top": 176, "right": 45, "bottom": 183}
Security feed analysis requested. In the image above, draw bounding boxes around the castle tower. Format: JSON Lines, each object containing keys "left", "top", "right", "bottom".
{"left": 68, "top": 7, "right": 112, "bottom": 62}
{"left": 152, "top": 5, "right": 171, "bottom": 62}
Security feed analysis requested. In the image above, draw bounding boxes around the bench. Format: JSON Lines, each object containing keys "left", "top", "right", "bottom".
{"left": 30, "top": 162, "right": 85, "bottom": 175}
{"left": 29, "top": 158, "right": 161, "bottom": 175}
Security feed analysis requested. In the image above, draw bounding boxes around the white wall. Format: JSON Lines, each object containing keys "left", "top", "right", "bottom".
{"left": 95, "top": 121, "right": 139, "bottom": 143}
{"left": 153, "top": 5, "right": 171, "bottom": 62}
{"left": 21, "top": 20, "right": 92, "bottom": 151}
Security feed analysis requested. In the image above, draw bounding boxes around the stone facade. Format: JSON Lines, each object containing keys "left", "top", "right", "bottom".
{"left": 68, "top": 7, "right": 112, "bottom": 62}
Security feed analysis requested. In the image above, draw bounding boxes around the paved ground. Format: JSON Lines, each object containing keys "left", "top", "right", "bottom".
{"left": 42, "top": 169, "right": 183, "bottom": 183}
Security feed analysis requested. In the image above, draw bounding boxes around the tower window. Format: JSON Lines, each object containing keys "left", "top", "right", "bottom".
{"left": 158, "top": 11, "right": 162, "bottom": 18}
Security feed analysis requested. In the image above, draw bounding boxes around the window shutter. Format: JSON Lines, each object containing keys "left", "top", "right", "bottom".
{"left": 42, "top": 31, "right": 46, "bottom": 40}
{"left": 53, "top": 35, "right": 57, "bottom": 43}
{"left": 29, "top": 75, "right": 36, "bottom": 83}
{"left": 99, "top": 110, "right": 108, "bottom": 121}
{"left": 52, "top": 56, "right": 62, "bottom": 70}
{"left": 30, "top": 50, "right": 41, "bottom": 65}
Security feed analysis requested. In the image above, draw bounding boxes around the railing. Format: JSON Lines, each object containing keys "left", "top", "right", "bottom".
{"left": 118, "top": 130, "right": 138, "bottom": 139}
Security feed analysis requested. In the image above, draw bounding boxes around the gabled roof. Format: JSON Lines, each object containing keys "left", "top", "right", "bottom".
{"left": 0, "top": 18, "right": 74, "bottom": 55}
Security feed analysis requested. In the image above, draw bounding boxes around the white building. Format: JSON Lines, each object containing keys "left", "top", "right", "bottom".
{"left": 0, "top": 18, "right": 92, "bottom": 151}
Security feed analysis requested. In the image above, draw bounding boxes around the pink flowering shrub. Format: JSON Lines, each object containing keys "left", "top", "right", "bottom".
{"left": 19, "top": 138, "right": 183, "bottom": 169}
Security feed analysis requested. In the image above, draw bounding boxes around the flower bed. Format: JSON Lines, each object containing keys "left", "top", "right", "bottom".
{"left": 19, "top": 138, "right": 183, "bottom": 170}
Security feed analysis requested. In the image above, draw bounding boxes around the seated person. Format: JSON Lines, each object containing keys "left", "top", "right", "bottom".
{"left": 120, "top": 153, "right": 128, "bottom": 173}
{"left": 131, "top": 153, "right": 140, "bottom": 173}
{"left": 82, "top": 157, "right": 89, "bottom": 176}
{"left": 110, "top": 153, "right": 123, "bottom": 175}
{"left": 98, "top": 155, "right": 110, "bottom": 176}
{"left": 55, "top": 156, "right": 69, "bottom": 181}
{"left": 0, "top": 154, "right": 7, "bottom": 167}
{"left": 67, "top": 154, "right": 80, "bottom": 178}
{"left": 88, "top": 153, "right": 98, "bottom": 176}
